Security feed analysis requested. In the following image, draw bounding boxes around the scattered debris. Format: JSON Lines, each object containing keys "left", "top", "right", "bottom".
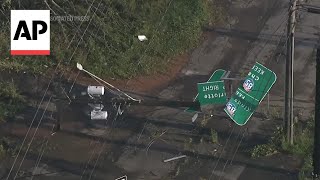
{"left": 192, "top": 113, "right": 198, "bottom": 122}
{"left": 138, "top": 35, "right": 147, "bottom": 41}
{"left": 163, "top": 155, "right": 187, "bottom": 163}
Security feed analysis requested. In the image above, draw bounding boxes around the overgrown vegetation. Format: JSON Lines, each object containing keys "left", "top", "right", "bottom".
{"left": 0, "top": 81, "right": 26, "bottom": 122}
{"left": 266, "top": 107, "right": 282, "bottom": 120}
{"left": 210, "top": 128, "right": 218, "bottom": 144}
{"left": 0, "top": 81, "right": 25, "bottom": 159}
{"left": 0, "top": 144, "right": 6, "bottom": 159}
{"left": 250, "top": 116, "right": 315, "bottom": 179}
{"left": 0, "top": 136, "right": 58, "bottom": 161}
{"left": 0, "top": 0, "right": 225, "bottom": 78}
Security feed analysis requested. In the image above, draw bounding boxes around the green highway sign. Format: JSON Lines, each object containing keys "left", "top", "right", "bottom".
{"left": 241, "top": 62, "right": 277, "bottom": 102}
{"left": 186, "top": 69, "right": 226, "bottom": 112}
{"left": 208, "top": 69, "right": 227, "bottom": 82}
{"left": 225, "top": 62, "right": 277, "bottom": 125}
{"left": 224, "top": 88, "right": 259, "bottom": 126}
{"left": 197, "top": 81, "right": 227, "bottom": 105}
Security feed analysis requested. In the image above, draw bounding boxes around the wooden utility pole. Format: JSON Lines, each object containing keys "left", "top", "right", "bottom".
{"left": 313, "top": 46, "right": 320, "bottom": 178}
{"left": 285, "top": 0, "right": 297, "bottom": 145}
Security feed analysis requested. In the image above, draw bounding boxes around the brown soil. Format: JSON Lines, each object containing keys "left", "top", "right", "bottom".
{"left": 66, "top": 53, "right": 190, "bottom": 96}
{"left": 63, "top": 32, "right": 212, "bottom": 96}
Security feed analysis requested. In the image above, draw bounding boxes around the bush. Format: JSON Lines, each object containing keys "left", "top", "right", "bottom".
{"left": 0, "top": 81, "right": 26, "bottom": 122}
{"left": 0, "top": 0, "right": 224, "bottom": 78}
{"left": 210, "top": 128, "right": 218, "bottom": 144}
{"left": 250, "top": 116, "right": 315, "bottom": 179}
{"left": 251, "top": 144, "right": 278, "bottom": 158}
{"left": 0, "top": 144, "right": 6, "bottom": 159}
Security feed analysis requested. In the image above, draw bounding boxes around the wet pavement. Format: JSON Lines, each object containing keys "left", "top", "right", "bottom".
{"left": 1, "top": 0, "right": 320, "bottom": 179}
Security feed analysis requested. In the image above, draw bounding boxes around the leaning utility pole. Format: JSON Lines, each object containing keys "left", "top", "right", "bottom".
{"left": 285, "top": 0, "right": 297, "bottom": 145}
{"left": 313, "top": 46, "right": 320, "bottom": 178}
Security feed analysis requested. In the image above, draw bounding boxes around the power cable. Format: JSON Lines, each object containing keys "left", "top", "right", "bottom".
{"left": 208, "top": 5, "right": 290, "bottom": 179}
{"left": 136, "top": 0, "right": 174, "bottom": 66}
{"left": 208, "top": 126, "right": 235, "bottom": 180}
{"left": 72, "top": 4, "right": 138, "bottom": 173}
{"left": 79, "top": 141, "right": 101, "bottom": 180}
{"left": 28, "top": 1, "right": 106, "bottom": 179}
{"left": 5, "top": 1, "right": 97, "bottom": 179}
{"left": 78, "top": 79, "right": 116, "bottom": 179}
{"left": 217, "top": 127, "right": 243, "bottom": 180}
{"left": 30, "top": 122, "right": 56, "bottom": 180}
{"left": 87, "top": 108, "right": 122, "bottom": 180}
{"left": 29, "top": 18, "right": 106, "bottom": 180}
{"left": 216, "top": 32, "right": 291, "bottom": 179}
{"left": 131, "top": 0, "right": 175, "bottom": 146}
{"left": 228, "top": 128, "right": 247, "bottom": 166}
{"left": 217, "top": 127, "right": 245, "bottom": 180}
{"left": 13, "top": 96, "right": 52, "bottom": 179}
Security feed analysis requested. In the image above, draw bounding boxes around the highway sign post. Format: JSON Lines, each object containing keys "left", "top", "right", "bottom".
{"left": 186, "top": 69, "right": 226, "bottom": 112}
{"left": 224, "top": 62, "right": 277, "bottom": 126}
{"left": 197, "top": 81, "right": 227, "bottom": 105}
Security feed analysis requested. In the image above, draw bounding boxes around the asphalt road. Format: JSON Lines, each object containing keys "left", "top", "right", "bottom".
{"left": 2, "top": 0, "right": 320, "bottom": 180}
{"left": 115, "top": 0, "right": 319, "bottom": 179}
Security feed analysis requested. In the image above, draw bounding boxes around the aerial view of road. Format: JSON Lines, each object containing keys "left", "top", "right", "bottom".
{"left": 0, "top": 0, "right": 320, "bottom": 180}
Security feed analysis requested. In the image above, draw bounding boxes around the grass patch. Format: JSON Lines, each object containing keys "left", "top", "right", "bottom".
{"left": 0, "top": 144, "right": 6, "bottom": 159}
{"left": 250, "top": 116, "right": 315, "bottom": 179}
{"left": 210, "top": 128, "right": 218, "bottom": 144}
{"left": 200, "top": 115, "right": 209, "bottom": 127}
{"left": 267, "top": 107, "right": 282, "bottom": 120}
{"left": 0, "top": 81, "right": 26, "bottom": 122}
{"left": 1, "top": 0, "right": 224, "bottom": 78}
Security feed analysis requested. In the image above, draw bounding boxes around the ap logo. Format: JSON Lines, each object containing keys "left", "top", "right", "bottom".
{"left": 11, "top": 10, "right": 50, "bottom": 55}
{"left": 226, "top": 102, "right": 236, "bottom": 116}
{"left": 243, "top": 78, "right": 254, "bottom": 92}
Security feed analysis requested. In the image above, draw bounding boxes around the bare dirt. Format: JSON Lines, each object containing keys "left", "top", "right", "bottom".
{"left": 67, "top": 52, "right": 190, "bottom": 96}
{"left": 64, "top": 33, "right": 213, "bottom": 96}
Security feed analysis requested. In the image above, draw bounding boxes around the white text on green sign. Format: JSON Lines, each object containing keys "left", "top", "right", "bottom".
{"left": 224, "top": 88, "right": 259, "bottom": 126}
{"left": 197, "top": 81, "right": 227, "bottom": 105}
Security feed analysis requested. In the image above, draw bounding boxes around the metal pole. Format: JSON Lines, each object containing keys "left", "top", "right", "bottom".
{"left": 163, "top": 155, "right": 187, "bottom": 163}
{"left": 313, "top": 47, "right": 320, "bottom": 178}
{"left": 267, "top": 93, "right": 270, "bottom": 113}
{"left": 285, "top": 0, "right": 296, "bottom": 145}
{"left": 289, "top": 0, "right": 296, "bottom": 145}
{"left": 230, "top": 83, "right": 233, "bottom": 96}
{"left": 284, "top": 4, "right": 291, "bottom": 142}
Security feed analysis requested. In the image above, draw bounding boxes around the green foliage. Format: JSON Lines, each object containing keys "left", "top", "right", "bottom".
{"left": 0, "top": 81, "right": 26, "bottom": 122}
{"left": 0, "top": 0, "right": 224, "bottom": 78}
{"left": 210, "top": 128, "right": 218, "bottom": 144}
{"left": 0, "top": 144, "right": 6, "bottom": 159}
{"left": 267, "top": 107, "right": 282, "bottom": 120}
{"left": 299, "top": 154, "right": 313, "bottom": 180}
{"left": 282, "top": 129, "right": 313, "bottom": 157}
{"left": 250, "top": 116, "right": 315, "bottom": 179}
{"left": 251, "top": 143, "right": 278, "bottom": 158}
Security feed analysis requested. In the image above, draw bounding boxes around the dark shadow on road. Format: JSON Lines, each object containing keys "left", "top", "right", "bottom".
{"left": 205, "top": 27, "right": 320, "bottom": 48}
{"left": 4, "top": 151, "right": 110, "bottom": 180}
{"left": 4, "top": 124, "right": 298, "bottom": 177}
